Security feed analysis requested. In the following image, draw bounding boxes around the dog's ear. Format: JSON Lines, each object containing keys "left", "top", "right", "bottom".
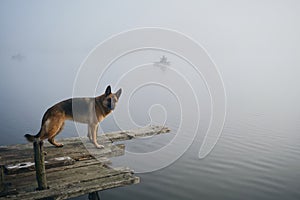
{"left": 105, "top": 85, "right": 111, "bottom": 96}
{"left": 115, "top": 88, "right": 122, "bottom": 99}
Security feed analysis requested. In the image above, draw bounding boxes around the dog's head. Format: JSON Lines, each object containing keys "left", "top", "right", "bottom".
{"left": 102, "top": 85, "right": 122, "bottom": 110}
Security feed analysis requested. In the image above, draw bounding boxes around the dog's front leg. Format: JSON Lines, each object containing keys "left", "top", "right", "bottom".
{"left": 90, "top": 123, "right": 104, "bottom": 149}
{"left": 87, "top": 125, "right": 92, "bottom": 142}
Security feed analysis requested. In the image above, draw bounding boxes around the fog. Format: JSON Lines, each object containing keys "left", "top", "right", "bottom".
{"left": 0, "top": 0, "right": 299, "bottom": 145}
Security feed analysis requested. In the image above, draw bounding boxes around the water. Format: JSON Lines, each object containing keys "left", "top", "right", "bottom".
{"left": 67, "top": 110, "right": 300, "bottom": 200}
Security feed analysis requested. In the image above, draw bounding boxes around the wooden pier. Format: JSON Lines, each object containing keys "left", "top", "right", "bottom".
{"left": 0, "top": 125, "right": 170, "bottom": 200}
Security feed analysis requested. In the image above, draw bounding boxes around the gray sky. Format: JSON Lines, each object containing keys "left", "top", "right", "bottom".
{"left": 0, "top": 0, "right": 299, "bottom": 145}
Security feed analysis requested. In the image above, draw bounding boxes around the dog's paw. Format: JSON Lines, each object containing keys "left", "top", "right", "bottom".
{"left": 55, "top": 143, "right": 64, "bottom": 148}
{"left": 95, "top": 144, "right": 104, "bottom": 149}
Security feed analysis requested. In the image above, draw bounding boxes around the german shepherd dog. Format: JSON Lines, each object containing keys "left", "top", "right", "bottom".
{"left": 25, "top": 85, "right": 122, "bottom": 149}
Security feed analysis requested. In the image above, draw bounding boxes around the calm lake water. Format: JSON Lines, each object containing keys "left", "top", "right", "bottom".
{"left": 68, "top": 108, "right": 300, "bottom": 200}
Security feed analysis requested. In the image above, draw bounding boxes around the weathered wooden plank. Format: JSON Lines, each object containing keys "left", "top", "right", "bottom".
{"left": 101, "top": 125, "right": 170, "bottom": 142}
{"left": 3, "top": 159, "right": 110, "bottom": 193}
{"left": 4, "top": 158, "right": 109, "bottom": 183}
{"left": 2, "top": 144, "right": 124, "bottom": 175}
{"left": 1, "top": 167, "right": 139, "bottom": 200}
{"left": 5, "top": 157, "right": 75, "bottom": 175}
{"left": 4, "top": 164, "right": 130, "bottom": 192}
{"left": 0, "top": 148, "right": 34, "bottom": 166}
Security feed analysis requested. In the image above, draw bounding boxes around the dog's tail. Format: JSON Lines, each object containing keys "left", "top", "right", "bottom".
{"left": 24, "top": 131, "right": 41, "bottom": 143}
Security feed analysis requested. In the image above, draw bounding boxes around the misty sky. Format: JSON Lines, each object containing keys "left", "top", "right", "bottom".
{"left": 0, "top": 0, "right": 299, "bottom": 145}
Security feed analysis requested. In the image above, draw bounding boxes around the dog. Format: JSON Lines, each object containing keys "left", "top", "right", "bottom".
{"left": 25, "top": 85, "right": 122, "bottom": 149}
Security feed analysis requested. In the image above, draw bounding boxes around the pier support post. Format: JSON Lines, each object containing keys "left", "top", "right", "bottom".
{"left": 88, "top": 191, "right": 100, "bottom": 200}
{"left": 0, "top": 165, "right": 4, "bottom": 192}
{"left": 33, "top": 139, "right": 48, "bottom": 190}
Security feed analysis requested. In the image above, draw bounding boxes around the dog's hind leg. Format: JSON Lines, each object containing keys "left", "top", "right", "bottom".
{"left": 48, "top": 123, "right": 64, "bottom": 147}
{"left": 48, "top": 137, "right": 64, "bottom": 147}
{"left": 42, "top": 118, "right": 65, "bottom": 148}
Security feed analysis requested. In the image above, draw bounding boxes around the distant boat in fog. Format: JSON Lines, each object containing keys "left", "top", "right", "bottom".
{"left": 153, "top": 55, "right": 170, "bottom": 71}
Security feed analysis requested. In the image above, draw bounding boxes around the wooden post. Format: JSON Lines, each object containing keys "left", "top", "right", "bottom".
{"left": 0, "top": 165, "right": 4, "bottom": 192}
{"left": 88, "top": 191, "right": 100, "bottom": 200}
{"left": 33, "top": 139, "right": 48, "bottom": 190}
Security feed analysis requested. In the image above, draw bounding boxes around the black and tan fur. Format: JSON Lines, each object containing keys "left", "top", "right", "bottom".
{"left": 25, "top": 85, "right": 122, "bottom": 148}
